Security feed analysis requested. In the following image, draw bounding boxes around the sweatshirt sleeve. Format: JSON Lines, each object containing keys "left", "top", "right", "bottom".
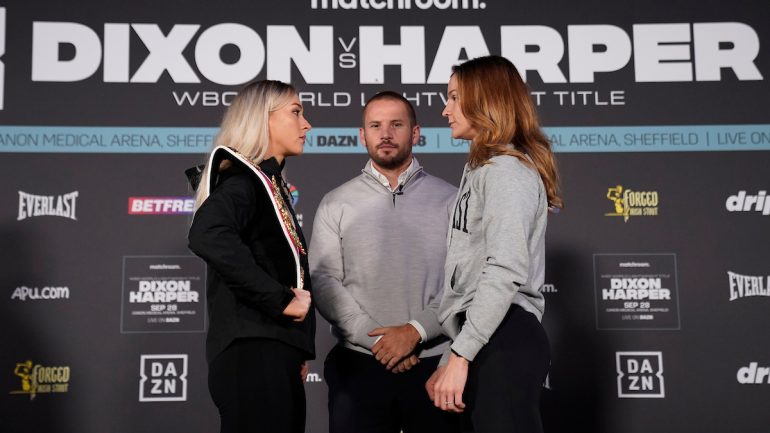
{"left": 450, "top": 160, "right": 541, "bottom": 361}
{"left": 188, "top": 174, "right": 294, "bottom": 318}
{"left": 409, "top": 182, "right": 459, "bottom": 343}
{"left": 309, "top": 195, "right": 382, "bottom": 349}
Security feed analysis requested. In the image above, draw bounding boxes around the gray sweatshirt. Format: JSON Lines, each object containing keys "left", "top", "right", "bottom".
{"left": 309, "top": 159, "right": 457, "bottom": 357}
{"left": 438, "top": 154, "right": 548, "bottom": 364}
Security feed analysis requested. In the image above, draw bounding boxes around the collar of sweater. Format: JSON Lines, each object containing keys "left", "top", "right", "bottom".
{"left": 361, "top": 157, "right": 423, "bottom": 192}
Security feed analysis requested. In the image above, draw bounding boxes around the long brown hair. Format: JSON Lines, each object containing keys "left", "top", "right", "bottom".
{"left": 452, "top": 55, "right": 563, "bottom": 210}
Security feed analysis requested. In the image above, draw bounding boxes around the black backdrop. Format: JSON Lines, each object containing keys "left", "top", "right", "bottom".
{"left": 1, "top": 1, "right": 769, "bottom": 432}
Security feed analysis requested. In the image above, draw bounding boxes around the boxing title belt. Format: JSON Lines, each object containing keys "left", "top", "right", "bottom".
{"left": 203, "top": 145, "right": 306, "bottom": 290}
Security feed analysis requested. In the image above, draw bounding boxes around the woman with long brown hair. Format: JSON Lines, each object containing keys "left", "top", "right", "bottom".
{"left": 427, "top": 55, "right": 562, "bottom": 432}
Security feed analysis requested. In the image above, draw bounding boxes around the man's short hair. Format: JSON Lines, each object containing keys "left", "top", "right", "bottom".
{"left": 362, "top": 91, "right": 418, "bottom": 128}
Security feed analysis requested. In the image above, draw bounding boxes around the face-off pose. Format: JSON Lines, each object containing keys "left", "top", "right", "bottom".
{"left": 187, "top": 80, "right": 315, "bottom": 433}
{"left": 427, "top": 55, "right": 563, "bottom": 433}
{"left": 310, "top": 92, "right": 460, "bottom": 433}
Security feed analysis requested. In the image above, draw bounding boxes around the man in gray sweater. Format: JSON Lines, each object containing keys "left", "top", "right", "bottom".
{"left": 309, "top": 92, "right": 458, "bottom": 433}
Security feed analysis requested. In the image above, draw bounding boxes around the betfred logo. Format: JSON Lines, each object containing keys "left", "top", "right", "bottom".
{"left": 737, "top": 362, "right": 770, "bottom": 384}
{"left": 726, "top": 191, "right": 770, "bottom": 215}
{"left": 128, "top": 197, "right": 194, "bottom": 215}
{"left": 139, "top": 354, "right": 188, "bottom": 402}
{"left": 616, "top": 351, "right": 664, "bottom": 398}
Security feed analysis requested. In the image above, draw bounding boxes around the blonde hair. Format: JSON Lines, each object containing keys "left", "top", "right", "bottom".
{"left": 452, "top": 56, "right": 563, "bottom": 210}
{"left": 195, "top": 80, "right": 296, "bottom": 209}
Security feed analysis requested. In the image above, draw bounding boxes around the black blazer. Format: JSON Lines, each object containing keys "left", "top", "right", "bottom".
{"left": 188, "top": 149, "right": 315, "bottom": 362}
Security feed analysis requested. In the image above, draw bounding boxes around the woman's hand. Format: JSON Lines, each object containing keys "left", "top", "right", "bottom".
{"left": 300, "top": 361, "right": 309, "bottom": 382}
{"left": 432, "top": 352, "right": 468, "bottom": 413}
{"left": 282, "top": 287, "right": 311, "bottom": 322}
{"left": 425, "top": 365, "right": 445, "bottom": 400}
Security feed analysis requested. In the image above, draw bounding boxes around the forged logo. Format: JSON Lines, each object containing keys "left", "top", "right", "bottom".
{"left": 10, "top": 360, "right": 71, "bottom": 400}
{"left": 605, "top": 185, "right": 659, "bottom": 222}
{"left": 1, "top": 7, "right": 6, "bottom": 110}
{"left": 139, "top": 354, "right": 188, "bottom": 402}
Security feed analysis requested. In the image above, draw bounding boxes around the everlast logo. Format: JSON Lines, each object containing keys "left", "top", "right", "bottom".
{"left": 18, "top": 191, "right": 78, "bottom": 221}
{"left": 728, "top": 271, "right": 769, "bottom": 301}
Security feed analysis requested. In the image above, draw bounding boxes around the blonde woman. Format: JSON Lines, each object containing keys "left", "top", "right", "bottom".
{"left": 188, "top": 80, "right": 314, "bottom": 433}
{"left": 427, "top": 56, "right": 563, "bottom": 433}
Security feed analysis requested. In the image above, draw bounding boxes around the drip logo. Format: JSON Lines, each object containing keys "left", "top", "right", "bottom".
{"left": 9, "top": 360, "right": 71, "bottom": 400}
{"left": 139, "top": 354, "right": 188, "bottom": 402}
{"left": 605, "top": 185, "right": 659, "bottom": 222}
{"left": 0, "top": 7, "right": 5, "bottom": 110}
{"left": 737, "top": 363, "right": 770, "bottom": 384}
{"left": 616, "top": 352, "right": 664, "bottom": 398}
{"left": 726, "top": 191, "right": 770, "bottom": 215}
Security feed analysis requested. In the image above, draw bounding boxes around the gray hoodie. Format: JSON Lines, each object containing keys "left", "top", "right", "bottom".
{"left": 310, "top": 159, "right": 457, "bottom": 357}
{"left": 438, "top": 154, "right": 548, "bottom": 364}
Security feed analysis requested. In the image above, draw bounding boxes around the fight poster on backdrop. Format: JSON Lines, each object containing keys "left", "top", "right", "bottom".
{"left": 0, "top": 1, "right": 769, "bottom": 153}
{"left": 593, "top": 253, "right": 681, "bottom": 330}
{"left": 121, "top": 256, "right": 206, "bottom": 333}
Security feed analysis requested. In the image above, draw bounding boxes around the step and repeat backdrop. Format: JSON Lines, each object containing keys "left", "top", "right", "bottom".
{"left": 1, "top": 1, "right": 769, "bottom": 432}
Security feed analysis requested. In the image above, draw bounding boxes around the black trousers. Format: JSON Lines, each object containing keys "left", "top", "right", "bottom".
{"left": 208, "top": 338, "right": 306, "bottom": 433}
{"left": 324, "top": 345, "right": 460, "bottom": 433}
{"left": 462, "top": 305, "right": 551, "bottom": 433}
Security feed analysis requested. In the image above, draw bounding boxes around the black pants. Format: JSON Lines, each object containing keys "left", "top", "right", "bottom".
{"left": 462, "top": 305, "right": 551, "bottom": 433}
{"left": 208, "top": 338, "right": 306, "bottom": 433}
{"left": 324, "top": 345, "right": 460, "bottom": 433}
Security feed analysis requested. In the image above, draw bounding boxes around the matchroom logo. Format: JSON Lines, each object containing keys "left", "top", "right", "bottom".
{"left": 139, "top": 354, "right": 188, "bottom": 402}
{"left": 616, "top": 352, "right": 665, "bottom": 398}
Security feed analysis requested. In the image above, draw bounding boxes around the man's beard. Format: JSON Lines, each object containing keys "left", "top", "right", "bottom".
{"left": 370, "top": 143, "right": 410, "bottom": 169}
